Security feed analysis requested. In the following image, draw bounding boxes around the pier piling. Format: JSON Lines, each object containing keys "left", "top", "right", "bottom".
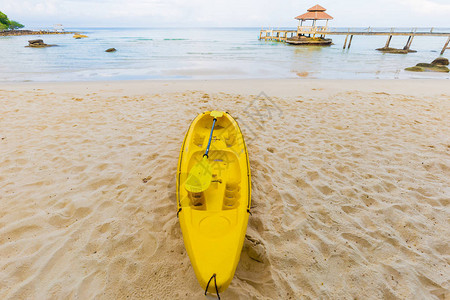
{"left": 404, "top": 35, "right": 415, "bottom": 50}
{"left": 348, "top": 35, "right": 353, "bottom": 49}
{"left": 343, "top": 35, "right": 349, "bottom": 49}
{"left": 385, "top": 35, "right": 393, "bottom": 48}
{"left": 441, "top": 36, "right": 450, "bottom": 55}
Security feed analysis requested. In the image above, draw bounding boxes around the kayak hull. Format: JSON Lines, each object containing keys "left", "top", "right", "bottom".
{"left": 176, "top": 111, "right": 251, "bottom": 293}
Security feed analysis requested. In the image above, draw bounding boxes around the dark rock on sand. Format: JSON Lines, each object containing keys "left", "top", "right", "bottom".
{"left": 431, "top": 57, "right": 449, "bottom": 66}
{"left": 376, "top": 47, "right": 417, "bottom": 54}
{"left": 26, "top": 39, "right": 56, "bottom": 48}
{"left": 105, "top": 48, "right": 117, "bottom": 52}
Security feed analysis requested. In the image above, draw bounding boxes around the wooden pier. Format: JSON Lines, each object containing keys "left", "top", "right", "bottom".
{"left": 258, "top": 29, "right": 297, "bottom": 42}
{"left": 259, "top": 27, "right": 450, "bottom": 54}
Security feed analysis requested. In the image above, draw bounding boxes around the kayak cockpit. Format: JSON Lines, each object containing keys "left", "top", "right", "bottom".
{"left": 186, "top": 149, "right": 241, "bottom": 212}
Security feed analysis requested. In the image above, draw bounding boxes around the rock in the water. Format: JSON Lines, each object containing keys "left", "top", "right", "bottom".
{"left": 28, "top": 39, "right": 44, "bottom": 45}
{"left": 26, "top": 39, "right": 56, "bottom": 48}
{"left": 376, "top": 47, "right": 417, "bottom": 54}
{"left": 405, "top": 64, "right": 449, "bottom": 73}
{"left": 431, "top": 57, "right": 449, "bottom": 66}
{"left": 105, "top": 48, "right": 117, "bottom": 52}
{"left": 405, "top": 66, "right": 425, "bottom": 72}
{"left": 405, "top": 57, "right": 450, "bottom": 73}
{"left": 73, "top": 34, "right": 88, "bottom": 39}
{"left": 416, "top": 63, "right": 433, "bottom": 68}
{"left": 427, "top": 65, "right": 449, "bottom": 72}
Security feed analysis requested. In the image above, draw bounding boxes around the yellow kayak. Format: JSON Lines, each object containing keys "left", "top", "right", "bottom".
{"left": 176, "top": 111, "right": 251, "bottom": 297}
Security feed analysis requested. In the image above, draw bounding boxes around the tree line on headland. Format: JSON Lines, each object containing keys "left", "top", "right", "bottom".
{"left": 0, "top": 11, "right": 24, "bottom": 30}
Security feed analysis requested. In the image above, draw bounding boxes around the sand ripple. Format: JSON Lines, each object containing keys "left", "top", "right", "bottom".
{"left": 0, "top": 84, "right": 449, "bottom": 299}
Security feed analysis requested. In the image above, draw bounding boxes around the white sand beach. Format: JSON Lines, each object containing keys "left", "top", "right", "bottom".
{"left": 0, "top": 79, "right": 449, "bottom": 299}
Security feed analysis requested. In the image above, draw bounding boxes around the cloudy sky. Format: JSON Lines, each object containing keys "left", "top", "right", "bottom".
{"left": 1, "top": 0, "right": 450, "bottom": 28}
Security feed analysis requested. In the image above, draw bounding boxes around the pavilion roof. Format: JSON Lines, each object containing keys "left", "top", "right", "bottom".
{"left": 308, "top": 4, "right": 326, "bottom": 12}
{"left": 295, "top": 5, "right": 333, "bottom": 20}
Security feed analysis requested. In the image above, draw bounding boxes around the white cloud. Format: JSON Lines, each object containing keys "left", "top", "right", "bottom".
{"left": 1, "top": 0, "right": 449, "bottom": 27}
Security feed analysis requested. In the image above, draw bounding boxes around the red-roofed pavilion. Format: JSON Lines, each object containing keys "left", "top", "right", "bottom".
{"left": 295, "top": 4, "right": 333, "bottom": 29}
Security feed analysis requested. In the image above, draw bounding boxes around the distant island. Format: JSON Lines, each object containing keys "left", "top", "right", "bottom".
{"left": 0, "top": 11, "right": 76, "bottom": 37}
{"left": 0, "top": 11, "right": 24, "bottom": 30}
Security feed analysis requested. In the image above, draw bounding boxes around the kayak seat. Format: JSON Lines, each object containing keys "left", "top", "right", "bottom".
{"left": 225, "top": 132, "right": 236, "bottom": 148}
{"left": 223, "top": 182, "right": 240, "bottom": 210}
{"left": 189, "top": 192, "right": 206, "bottom": 210}
{"left": 193, "top": 133, "right": 205, "bottom": 148}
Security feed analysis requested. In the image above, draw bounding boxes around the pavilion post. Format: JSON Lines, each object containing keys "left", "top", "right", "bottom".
{"left": 311, "top": 20, "right": 315, "bottom": 38}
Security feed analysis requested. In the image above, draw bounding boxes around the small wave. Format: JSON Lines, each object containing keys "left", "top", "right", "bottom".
{"left": 186, "top": 52, "right": 213, "bottom": 55}
{"left": 163, "top": 38, "right": 188, "bottom": 41}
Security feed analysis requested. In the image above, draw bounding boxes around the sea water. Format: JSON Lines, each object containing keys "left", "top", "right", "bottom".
{"left": 0, "top": 27, "right": 449, "bottom": 81}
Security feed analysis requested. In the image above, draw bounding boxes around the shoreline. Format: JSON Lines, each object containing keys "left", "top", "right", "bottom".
{"left": 1, "top": 79, "right": 449, "bottom": 97}
{"left": 0, "top": 29, "right": 76, "bottom": 36}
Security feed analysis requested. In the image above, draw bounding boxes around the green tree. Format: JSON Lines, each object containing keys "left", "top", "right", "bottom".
{"left": 0, "top": 11, "right": 10, "bottom": 27}
{"left": 9, "top": 20, "right": 24, "bottom": 29}
{"left": 0, "top": 11, "right": 24, "bottom": 30}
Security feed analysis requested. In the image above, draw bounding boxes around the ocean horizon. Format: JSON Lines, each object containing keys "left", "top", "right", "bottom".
{"left": 1, "top": 27, "right": 449, "bottom": 81}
